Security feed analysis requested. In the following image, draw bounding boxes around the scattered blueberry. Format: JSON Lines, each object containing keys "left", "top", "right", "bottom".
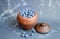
{"left": 22, "top": 32, "right": 25, "bottom": 34}
{"left": 32, "top": 30, "right": 36, "bottom": 33}
{"left": 30, "top": 33, "right": 34, "bottom": 36}
{"left": 21, "top": 34, "right": 25, "bottom": 37}
{"left": 25, "top": 34, "right": 29, "bottom": 38}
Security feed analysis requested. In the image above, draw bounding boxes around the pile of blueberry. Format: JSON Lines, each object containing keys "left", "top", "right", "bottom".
{"left": 21, "top": 29, "right": 36, "bottom": 38}
{"left": 20, "top": 8, "right": 35, "bottom": 18}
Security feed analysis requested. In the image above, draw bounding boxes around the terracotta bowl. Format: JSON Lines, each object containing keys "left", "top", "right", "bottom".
{"left": 17, "top": 11, "right": 38, "bottom": 30}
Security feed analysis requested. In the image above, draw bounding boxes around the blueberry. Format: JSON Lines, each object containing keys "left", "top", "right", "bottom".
{"left": 20, "top": 11, "right": 25, "bottom": 16}
{"left": 25, "top": 35, "right": 28, "bottom": 38}
{"left": 20, "top": 13, "right": 23, "bottom": 16}
{"left": 28, "top": 10, "right": 31, "bottom": 13}
{"left": 30, "top": 15, "right": 32, "bottom": 17}
{"left": 32, "top": 30, "right": 36, "bottom": 33}
{"left": 32, "top": 13, "right": 35, "bottom": 17}
{"left": 26, "top": 12, "right": 29, "bottom": 15}
{"left": 29, "top": 15, "right": 33, "bottom": 17}
{"left": 24, "top": 11, "right": 26, "bottom": 14}
{"left": 26, "top": 14, "right": 29, "bottom": 16}
{"left": 22, "top": 11, "right": 25, "bottom": 14}
{"left": 27, "top": 15, "right": 31, "bottom": 18}
{"left": 29, "top": 13, "right": 32, "bottom": 16}
{"left": 30, "top": 33, "right": 34, "bottom": 36}
{"left": 30, "top": 10, "right": 33, "bottom": 14}
{"left": 27, "top": 10, "right": 30, "bottom": 13}
{"left": 20, "top": 13, "right": 24, "bottom": 17}
{"left": 21, "top": 34, "right": 25, "bottom": 37}
{"left": 22, "top": 32, "right": 25, "bottom": 34}
{"left": 23, "top": 14, "right": 26, "bottom": 17}
{"left": 30, "top": 12, "right": 33, "bottom": 14}
{"left": 25, "top": 14, "right": 27, "bottom": 17}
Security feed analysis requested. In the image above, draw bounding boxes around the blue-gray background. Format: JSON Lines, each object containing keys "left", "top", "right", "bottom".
{"left": 0, "top": 0, "right": 60, "bottom": 39}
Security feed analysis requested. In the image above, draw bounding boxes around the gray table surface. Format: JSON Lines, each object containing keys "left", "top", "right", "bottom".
{"left": 0, "top": 0, "right": 60, "bottom": 39}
